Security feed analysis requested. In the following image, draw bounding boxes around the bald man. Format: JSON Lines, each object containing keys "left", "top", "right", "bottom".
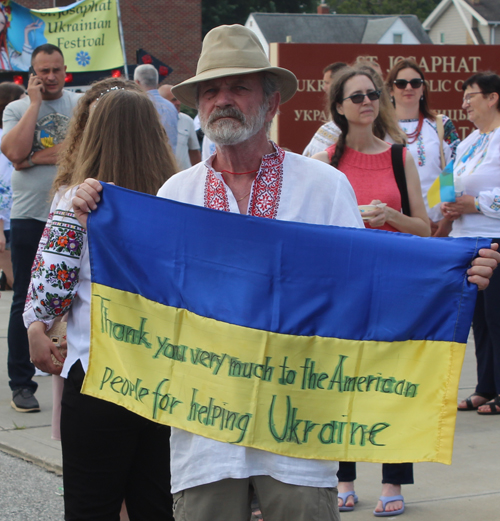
{"left": 159, "top": 84, "right": 201, "bottom": 170}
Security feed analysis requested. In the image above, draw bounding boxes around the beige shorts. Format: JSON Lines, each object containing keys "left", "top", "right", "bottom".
{"left": 173, "top": 475, "right": 339, "bottom": 521}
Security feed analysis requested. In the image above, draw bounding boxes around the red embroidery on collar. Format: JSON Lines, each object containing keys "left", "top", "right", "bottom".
{"left": 204, "top": 170, "right": 230, "bottom": 212}
{"left": 204, "top": 143, "right": 285, "bottom": 219}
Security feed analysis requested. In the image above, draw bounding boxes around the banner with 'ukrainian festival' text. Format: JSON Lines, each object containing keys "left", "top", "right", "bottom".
{"left": 82, "top": 184, "right": 490, "bottom": 464}
{"left": 0, "top": 0, "right": 122, "bottom": 72}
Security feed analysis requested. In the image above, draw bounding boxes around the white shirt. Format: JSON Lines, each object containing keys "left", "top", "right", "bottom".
{"left": 158, "top": 143, "right": 363, "bottom": 493}
{"left": 302, "top": 121, "right": 341, "bottom": 158}
{"left": 201, "top": 134, "right": 216, "bottom": 161}
{"left": 450, "top": 127, "right": 500, "bottom": 238}
{"left": 175, "top": 112, "right": 200, "bottom": 171}
{"left": 0, "top": 129, "right": 14, "bottom": 231}
{"left": 397, "top": 116, "right": 460, "bottom": 222}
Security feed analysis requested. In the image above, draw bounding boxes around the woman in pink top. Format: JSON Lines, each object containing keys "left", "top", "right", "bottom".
{"left": 313, "top": 66, "right": 430, "bottom": 517}
{"left": 313, "top": 67, "right": 429, "bottom": 237}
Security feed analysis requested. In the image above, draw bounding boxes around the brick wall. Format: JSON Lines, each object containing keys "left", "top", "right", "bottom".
{"left": 17, "top": 0, "right": 202, "bottom": 85}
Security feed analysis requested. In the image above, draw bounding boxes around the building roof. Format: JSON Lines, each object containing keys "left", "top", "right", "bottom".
{"left": 248, "top": 13, "right": 432, "bottom": 44}
{"left": 465, "top": 0, "right": 500, "bottom": 21}
{"left": 362, "top": 17, "right": 399, "bottom": 43}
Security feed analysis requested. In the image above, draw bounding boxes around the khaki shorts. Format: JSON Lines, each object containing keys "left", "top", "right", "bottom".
{"left": 173, "top": 475, "right": 339, "bottom": 521}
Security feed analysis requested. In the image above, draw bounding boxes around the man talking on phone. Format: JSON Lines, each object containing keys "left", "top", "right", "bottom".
{"left": 1, "top": 44, "right": 80, "bottom": 412}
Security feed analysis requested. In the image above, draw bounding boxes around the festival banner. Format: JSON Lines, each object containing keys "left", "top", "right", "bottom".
{"left": 0, "top": 0, "right": 123, "bottom": 72}
{"left": 82, "top": 184, "right": 490, "bottom": 464}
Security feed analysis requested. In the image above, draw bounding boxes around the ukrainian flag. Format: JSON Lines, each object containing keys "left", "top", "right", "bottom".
{"left": 83, "top": 184, "right": 490, "bottom": 464}
{"left": 427, "top": 160, "right": 456, "bottom": 208}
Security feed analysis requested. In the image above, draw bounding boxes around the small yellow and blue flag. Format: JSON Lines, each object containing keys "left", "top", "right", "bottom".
{"left": 427, "top": 160, "right": 455, "bottom": 208}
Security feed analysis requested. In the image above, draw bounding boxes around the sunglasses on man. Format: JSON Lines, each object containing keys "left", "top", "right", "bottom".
{"left": 393, "top": 78, "right": 424, "bottom": 90}
{"left": 342, "top": 90, "right": 381, "bottom": 104}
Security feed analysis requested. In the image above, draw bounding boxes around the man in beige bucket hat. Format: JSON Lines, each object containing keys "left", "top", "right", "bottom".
{"left": 159, "top": 27, "right": 363, "bottom": 521}
{"left": 72, "top": 23, "right": 500, "bottom": 521}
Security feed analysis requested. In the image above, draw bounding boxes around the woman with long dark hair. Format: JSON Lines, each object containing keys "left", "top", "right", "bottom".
{"left": 386, "top": 58, "right": 460, "bottom": 236}
{"left": 313, "top": 65, "right": 430, "bottom": 516}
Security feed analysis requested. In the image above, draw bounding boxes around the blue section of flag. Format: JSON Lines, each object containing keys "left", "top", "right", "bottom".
{"left": 440, "top": 160, "right": 456, "bottom": 203}
{"left": 88, "top": 184, "right": 490, "bottom": 344}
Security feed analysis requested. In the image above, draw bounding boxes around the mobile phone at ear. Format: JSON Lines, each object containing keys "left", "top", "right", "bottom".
{"left": 29, "top": 65, "right": 36, "bottom": 76}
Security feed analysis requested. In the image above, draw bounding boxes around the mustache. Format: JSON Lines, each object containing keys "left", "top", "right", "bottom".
{"left": 207, "top": 107, "right": 246, "bottom": 126}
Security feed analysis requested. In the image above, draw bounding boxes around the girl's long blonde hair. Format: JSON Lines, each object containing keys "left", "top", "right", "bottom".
{"left": 70, "top": 89, "right": 177, "bottom": 195}
{"left": 54, "top": 78, "right": 156, "bottom": 194}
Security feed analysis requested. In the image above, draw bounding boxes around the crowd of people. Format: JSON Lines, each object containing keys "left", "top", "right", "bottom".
{"left": 0, "top": 23, "right": 498, "bottom": 521}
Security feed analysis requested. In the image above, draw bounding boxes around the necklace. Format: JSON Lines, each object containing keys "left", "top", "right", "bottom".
{"left": 220, "top": 168, "right": 259, "bottom": 176}
{"left": 402, "top": 112, "right": 424, "bottom": 144}
{"left": 236, "top": 191, "right": 251, "bottom": 202}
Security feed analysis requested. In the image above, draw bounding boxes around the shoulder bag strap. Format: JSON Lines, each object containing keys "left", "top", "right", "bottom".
{"left": 391, "top": 144, "right": 411, "bottom": 216}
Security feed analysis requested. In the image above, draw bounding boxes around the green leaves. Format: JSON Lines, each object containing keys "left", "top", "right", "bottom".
{"left": 327, "top": 0, "right": 440, "bottom": 22}
{"left": 202, "top": 0, "right": 317, "bottom": 36}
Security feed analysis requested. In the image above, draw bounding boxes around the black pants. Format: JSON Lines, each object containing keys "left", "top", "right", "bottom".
{"left": 61, "top": 361, "right": 174, "bottom": 521}
{"left": 8, "top": 218, "right": 45, "bottom": 392}
{"left": 473, "top": 239, "right": 500, "bottom": 396}
{"left": 337, "top": 462, "right": 414, "bottom": 485}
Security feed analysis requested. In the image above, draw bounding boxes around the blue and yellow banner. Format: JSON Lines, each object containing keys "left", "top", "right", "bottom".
{"left": 428, "top": 160, "right": 456, "bottom": 208}
{"left": 83, "top": 184, "right": 490, "bottom": 464}
{"left": 0, "top": 0, "right": 123, "bottom": 72}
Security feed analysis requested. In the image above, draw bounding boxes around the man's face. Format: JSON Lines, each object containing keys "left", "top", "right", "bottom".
{"left": 322, "top": 71, "right": 333, "bottom": 94}
{"left": 159, "top": 85, "right": 181, "bottom": 112}
{"left": 197, "top": 73, "right": 271, "bottom": 146}
{"left": 32, "top": 51, "right": 66, "bottom": 99}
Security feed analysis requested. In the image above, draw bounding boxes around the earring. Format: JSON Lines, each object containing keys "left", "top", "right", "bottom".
{"left": 420, "top": 96, "right": 424, "bottom": 101}
{"left": 391, "top": 96, "right": 394, "bottom": 104}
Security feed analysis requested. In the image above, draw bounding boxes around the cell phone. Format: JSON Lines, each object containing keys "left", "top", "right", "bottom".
{"left": 29, "top": 65, "right": 36, "bottom": 76}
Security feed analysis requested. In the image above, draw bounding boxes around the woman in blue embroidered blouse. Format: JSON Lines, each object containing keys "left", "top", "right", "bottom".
{"left": 443, "top": 72, "right": 500, "bottom": 417}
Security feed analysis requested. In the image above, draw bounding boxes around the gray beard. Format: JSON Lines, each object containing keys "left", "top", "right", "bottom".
{"left": 200, "top": 105, "right": 267, "bottom": 146}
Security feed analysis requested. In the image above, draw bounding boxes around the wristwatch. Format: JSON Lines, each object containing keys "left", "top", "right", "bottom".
{"left": 27, "top": 151, "right": 35, "bottom": 167}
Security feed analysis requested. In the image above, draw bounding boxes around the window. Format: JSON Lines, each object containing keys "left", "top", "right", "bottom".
{"left": 393, "top": 33, "right": 403, "bottom": 44}
{"left": 440, "top": 33, "right": 445, "bottom": 43}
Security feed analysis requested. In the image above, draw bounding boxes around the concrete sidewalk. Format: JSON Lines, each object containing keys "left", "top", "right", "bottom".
{"left": 0, "top": 289, "right": 498, "bottom": 519}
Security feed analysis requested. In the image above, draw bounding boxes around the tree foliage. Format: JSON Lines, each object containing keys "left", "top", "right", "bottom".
{"left": 327, "top": 0, "right": 441, "bottom": 22}
{"left": 202, "top": 0, "right": 317, "bottom": 36}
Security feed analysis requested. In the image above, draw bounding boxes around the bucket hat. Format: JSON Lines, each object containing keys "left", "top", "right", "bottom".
{"left": 172, "top": 25, "right": 298, "bottom": 109}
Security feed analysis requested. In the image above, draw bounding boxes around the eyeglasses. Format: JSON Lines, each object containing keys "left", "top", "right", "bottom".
{"left": 393, "top": 78, "right": 424, "bottom": 90}
{"left": 342, "top": 90, "right": 381, "bottom": 104}
{"left": 462, "top": 91, "right": 483, "bottom": 104}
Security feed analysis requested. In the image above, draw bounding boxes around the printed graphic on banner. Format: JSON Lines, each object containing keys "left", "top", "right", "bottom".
{"left": 82, "top": 185, "right": 490, "bottom": 465}
{"left": 0, "top": 0, "right": 123, "bottom": 72}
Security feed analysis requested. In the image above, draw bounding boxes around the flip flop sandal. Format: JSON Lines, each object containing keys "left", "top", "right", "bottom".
{"left": 457, "top": 392, "right": 491, "bottom": 411}
{"left": 373, "top": 495, "right": 405, "bottom": 517}
{"left": 338, "top": 491, "right": 358, "bottom": 512}
{"left": 477, "top": 395, "right": 500, "bottom": 415}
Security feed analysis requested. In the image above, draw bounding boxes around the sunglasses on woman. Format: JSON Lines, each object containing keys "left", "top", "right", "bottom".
{"left": 342, "top": 90, "right": 381, "bottom": 104}
{"left": 393, "top": 78, "right": 424, "bottom": 89}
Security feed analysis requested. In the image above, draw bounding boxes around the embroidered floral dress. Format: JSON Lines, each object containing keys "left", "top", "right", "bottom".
{"left": 23, "top": 187, "right": 91, "bottom": 378}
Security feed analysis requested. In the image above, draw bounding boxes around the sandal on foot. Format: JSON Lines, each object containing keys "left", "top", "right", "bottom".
{"left": 477, "top": 396, "right": 500, "bottom": 415}
{"left": 373, "top": 495, "right": 405, "bottom": 517}
{"left": 457, "top": 393, "right": 491, "bottom": 411}
{"left": 338, "top": 491, "right": 358, "bottom": 512}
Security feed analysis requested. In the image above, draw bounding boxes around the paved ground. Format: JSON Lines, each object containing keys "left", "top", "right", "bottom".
{"left": 0, "top": 289, "right": 499, "bottom": 520}
{"left": 0, "top": 450, "right": 64, "bottom": 520}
